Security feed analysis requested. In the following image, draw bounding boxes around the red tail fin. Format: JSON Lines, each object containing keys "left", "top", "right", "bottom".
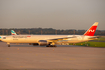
{"left": 84, "top": 22, "right": 98, "bottom": 36}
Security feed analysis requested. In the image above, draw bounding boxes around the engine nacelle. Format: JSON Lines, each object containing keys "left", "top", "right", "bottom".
{"left": 38, "top": 40, "right": 48, "bottom": 46}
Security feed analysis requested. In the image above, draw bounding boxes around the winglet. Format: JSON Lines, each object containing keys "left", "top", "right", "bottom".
{"left": 11, "top": 30, "right": 17, "bottom": 35}
{"left": 84, "top": 22, "right": 98, "bottom": 36}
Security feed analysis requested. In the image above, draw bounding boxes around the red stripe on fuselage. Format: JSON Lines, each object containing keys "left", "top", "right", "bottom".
{"left": 27, "top": 36, "right": 31, "bottom": 37}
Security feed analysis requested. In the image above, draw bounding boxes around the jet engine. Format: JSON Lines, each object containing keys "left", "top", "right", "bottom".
{"left": 38, "top": 40, "right": 48, "bottom": 46}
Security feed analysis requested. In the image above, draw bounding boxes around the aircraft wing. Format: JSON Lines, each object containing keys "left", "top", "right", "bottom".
{"left": 47, "top": 36, "right": 75, "bottom": 42}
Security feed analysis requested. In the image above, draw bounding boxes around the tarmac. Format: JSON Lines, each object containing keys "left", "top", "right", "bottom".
{"left": 0, "top": 41, "right": 105, "bottom": 70}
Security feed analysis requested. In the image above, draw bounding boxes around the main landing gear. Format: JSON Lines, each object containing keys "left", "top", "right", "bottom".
{"left": 46, "top": 42, "right": 57, "bottom": 47}
{"left": 46, "top": 45, "right": 57, "bottom": 47}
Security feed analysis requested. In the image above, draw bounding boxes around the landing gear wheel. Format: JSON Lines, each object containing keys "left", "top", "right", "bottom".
{"left": 54, "top": 45, "right": 57, "bottom": 47}
{"left": 8, "top": 45, "right": 10, "bottom": 47}
{"left": 46, "top": 45, "right": 57, "bottom": 47}
{"left": 46, "top": 45, "right": 49, "bottom": 47}
{"left": 52, "top": 45, "right": 57, "bottom": 47}
{"left": 46, "top": 45, "right": 51, "bottom": 47}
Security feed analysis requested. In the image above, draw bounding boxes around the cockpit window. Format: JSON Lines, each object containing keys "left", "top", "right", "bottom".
{"left": 3, "top": 37, "right": 6, "bottom": 39}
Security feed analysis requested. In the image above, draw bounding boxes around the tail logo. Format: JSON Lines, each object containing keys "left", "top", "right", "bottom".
{"left": 11, "top": 30, "right": 17, "bottom": 35}
{"left": 84, "top": 22, "right": 98, "bottom": 36}
{"left": 89, "top": 30, "right": 95, "bottom": 32}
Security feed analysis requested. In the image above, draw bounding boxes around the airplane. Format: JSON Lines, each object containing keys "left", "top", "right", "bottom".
{"left": 0, "top": 30, "right": 17, "bottom": 41}
{"left": 1, "top": 22, "right": 99, "bottom": 47}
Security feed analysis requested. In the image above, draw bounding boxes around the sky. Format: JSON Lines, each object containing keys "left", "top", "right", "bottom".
{"left": 0, "top": 0, "right": 105, "bottom": 30}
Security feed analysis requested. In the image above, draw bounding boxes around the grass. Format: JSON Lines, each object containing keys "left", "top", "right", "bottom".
{"left": 95, "top": 37, "right": 105, "bottom": 41}
{"left": 70, "top": 36, "right": 105, "bottom": 47}
{"left": 70, "top": 41, "right": 105, "bottom": 47}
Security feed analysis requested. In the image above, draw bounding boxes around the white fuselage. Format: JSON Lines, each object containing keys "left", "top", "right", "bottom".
{"left": 1, "top": 35, "right": 94, "bottom": 44}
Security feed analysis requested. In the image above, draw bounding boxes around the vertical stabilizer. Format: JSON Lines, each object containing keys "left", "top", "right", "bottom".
{"left": 84, "top": 22, "right": 98, "bottom": 36}
{"left": 11, "top": 30, "right": 17, "bottom": 35}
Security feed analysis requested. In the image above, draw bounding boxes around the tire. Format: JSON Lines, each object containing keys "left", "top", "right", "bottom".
{"left": 54, "top": 45, "right": 57, "bottom": 47}
{"left": 8, "top": 45, "right": 10, "bottom": 47}
{"left": 46, "top": 45, "right": 57, "bottom": 47}
{"left": 46, "top": 45, "right": 50, "bottom": 47}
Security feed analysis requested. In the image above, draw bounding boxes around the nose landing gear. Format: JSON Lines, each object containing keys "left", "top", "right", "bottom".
{"left": 7, "top": 43, "right": 10, "bottom": 47}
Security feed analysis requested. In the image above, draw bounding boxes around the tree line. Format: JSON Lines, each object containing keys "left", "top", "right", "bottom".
{"left": 0, "top": 28, "right": 105, "bottom": 36}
